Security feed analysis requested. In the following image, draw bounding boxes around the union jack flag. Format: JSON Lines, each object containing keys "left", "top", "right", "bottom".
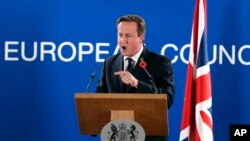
{"left": 179, "top": 0, "right": 213, "bottom": 141}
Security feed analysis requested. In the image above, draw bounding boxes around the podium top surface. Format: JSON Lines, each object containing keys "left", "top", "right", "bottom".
{"left": 75, "top": 93, "right": 167, "bottom": 100}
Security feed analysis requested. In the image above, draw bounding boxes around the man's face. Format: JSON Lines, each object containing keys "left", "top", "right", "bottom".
{"left": 117, "top": 22, "right": 144, "bottom": 57}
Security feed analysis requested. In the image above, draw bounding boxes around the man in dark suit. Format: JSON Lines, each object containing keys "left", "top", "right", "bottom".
{"left": 96, "top": 14, "right": 174, "bottom": 141}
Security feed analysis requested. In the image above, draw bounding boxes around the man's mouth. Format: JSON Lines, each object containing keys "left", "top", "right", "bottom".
{"left": 121, "top": 46, "right": 127, "bottom": 50}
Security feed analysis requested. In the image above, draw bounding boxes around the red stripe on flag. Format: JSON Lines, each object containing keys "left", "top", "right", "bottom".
{"left": 196, "top": 73, "right": 212, "bottom": 102}
{"left": 181, "top": 63, "right": 195, "bottom": 128}
{"left": 200, "top": 111, "right": 213, "bottom": 130}
{"left": 192, "top": 0, "right": 199, "bottom": 64}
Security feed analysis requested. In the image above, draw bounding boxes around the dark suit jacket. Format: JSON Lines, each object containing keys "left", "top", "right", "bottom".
{"left": 96, "top": 47, "right": 173, "bottom": 141}
{"left": 96, "top": 46, "right": 175, "bottom": 108}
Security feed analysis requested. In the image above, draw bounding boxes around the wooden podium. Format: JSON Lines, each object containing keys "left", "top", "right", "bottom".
{"left": 75, "top": 93, "right": 168, "bottom": 136}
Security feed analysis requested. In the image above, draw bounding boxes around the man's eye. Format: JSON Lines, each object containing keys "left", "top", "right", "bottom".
{"left": 126, "top": 35, "right": 132, "bottom": 38}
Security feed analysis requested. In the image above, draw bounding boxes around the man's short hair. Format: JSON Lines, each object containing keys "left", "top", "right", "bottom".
{"left": 117, "top": 14, "right": 146, "bottom": 37}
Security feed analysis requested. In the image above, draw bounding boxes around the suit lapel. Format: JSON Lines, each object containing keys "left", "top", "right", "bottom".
{"left": 113, "top": 54, "right": 123, "bottom": 72}
{"left": 113, "top": 54, "right": 125, "bottom": 92}
{"left": 132, "top": 46, "right": 151, "bottom": 78}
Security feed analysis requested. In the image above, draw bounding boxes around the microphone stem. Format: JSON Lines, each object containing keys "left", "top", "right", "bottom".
{"left": 85, "top": 78, "right": 94, "bottom": 93}
{"left": 143, "top": 68, "right": 157, "bottom": 93}
{"left": 84, "top": 63, "right": 101, "bottom": 93}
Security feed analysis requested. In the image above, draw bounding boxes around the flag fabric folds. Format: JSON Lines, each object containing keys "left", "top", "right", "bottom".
{"left": 179, "top": 0, "right": 213, "bottom": 141}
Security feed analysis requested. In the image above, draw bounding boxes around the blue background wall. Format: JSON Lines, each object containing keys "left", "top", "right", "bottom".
{"left": 1, "top": 0, "right": 250, "bottom": 140}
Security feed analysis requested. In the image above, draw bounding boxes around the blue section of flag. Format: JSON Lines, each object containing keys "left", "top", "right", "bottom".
{"left": 197, "top": 32, "right": 209, "bottom": 68}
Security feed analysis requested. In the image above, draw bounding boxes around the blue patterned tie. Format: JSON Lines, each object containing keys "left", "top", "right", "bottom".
{"left": 125, "top": 58, "right": 134, "bottom": 93}
{"left": 126, "top": 58, "right": 134, "bottom": 73}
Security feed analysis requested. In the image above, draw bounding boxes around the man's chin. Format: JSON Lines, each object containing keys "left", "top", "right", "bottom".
{"left": 120, "top": 51, "right": 129, "bottom": 56}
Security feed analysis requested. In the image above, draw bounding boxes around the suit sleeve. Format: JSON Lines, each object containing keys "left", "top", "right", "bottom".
{"left": 136, "top": 58, "right": 175, "bottom": 108}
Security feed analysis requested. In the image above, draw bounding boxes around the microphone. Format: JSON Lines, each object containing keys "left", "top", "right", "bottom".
{"left": 142, "top": 68, "right": 157, "bottom": 93}
{"left": 139, "top": 58, "right": 157, "bottom": 93}
{"left": 85, "top": 63, "right": 101, "bottom": 93}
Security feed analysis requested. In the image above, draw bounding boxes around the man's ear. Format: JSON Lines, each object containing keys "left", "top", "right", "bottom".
{"left": 140, "top": 34, "right": 145, "bottom": 42}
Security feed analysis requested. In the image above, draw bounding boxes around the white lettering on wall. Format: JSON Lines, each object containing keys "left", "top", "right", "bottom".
{"left": 5, "top": 41, "right": 19, "bottom": 61}
{"left": 3, "top": 41, "right": 250, "bottom": 66}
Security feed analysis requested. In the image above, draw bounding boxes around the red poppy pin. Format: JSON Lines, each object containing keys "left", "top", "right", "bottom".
{"left": 139, "top": 58, "right": 147, "bottom": 69}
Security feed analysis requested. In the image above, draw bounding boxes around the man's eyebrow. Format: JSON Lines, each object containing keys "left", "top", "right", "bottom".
{"left": 118, "top": 33, "right": 133, "bottom": 35}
